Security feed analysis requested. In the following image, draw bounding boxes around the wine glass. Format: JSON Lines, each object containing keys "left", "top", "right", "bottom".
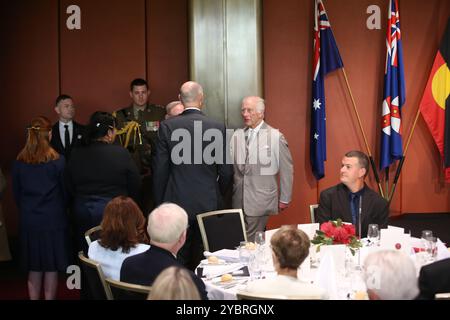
{"left": 255, "top": 231, "right": 266, "bottom": 246}
{"left": 421, "top": 230, "right": 434, "bottom": 260}
{"left": 367, "top": 224, "right": 380, "bottom": 246}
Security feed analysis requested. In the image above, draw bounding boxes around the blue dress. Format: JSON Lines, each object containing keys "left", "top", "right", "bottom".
{"left": 12, "top": 157, "right": 69, "bottom": 272}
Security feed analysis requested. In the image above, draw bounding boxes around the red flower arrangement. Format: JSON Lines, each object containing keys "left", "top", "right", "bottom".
{"left": 311, "top": 219, "right": 362, "bottom": 255}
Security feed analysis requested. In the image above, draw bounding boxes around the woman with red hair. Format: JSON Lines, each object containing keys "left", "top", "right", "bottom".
{"left": 12, "top": 116, "right": 69, "bottom": 300}
{"left": 88, "top": 196, "right": 149, "bottom": 280}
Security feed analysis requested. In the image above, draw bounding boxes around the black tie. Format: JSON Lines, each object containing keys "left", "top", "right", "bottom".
{"left": 64, "top": 124, "right": 70, "bottom": 151}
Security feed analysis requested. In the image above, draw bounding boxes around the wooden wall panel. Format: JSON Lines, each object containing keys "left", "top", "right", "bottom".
{"left": 59, "top": 0, "right": 147, "bottom": 123}
{"left": 0, "top": 0, "right": 59, "bottom": 235}
{"left": 147, "top": 0, "right": 189, "bottom": 105}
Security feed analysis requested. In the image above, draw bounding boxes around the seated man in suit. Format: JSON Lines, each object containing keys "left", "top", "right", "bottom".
{"left": 50, "top": 94, "right": 84, "bottom": 161}
{"left": 316, "top": 150, "right": 388, "bottom": 237}
{"left": 417, "top": 258, "right": 450, "bottom": 299}
{"left": 120, "top": 203, "right": 208, "bottom": 299}
{"left": 363, "top": 250, "right": 419, "bottom": 300}
{"left": 242, "top": 226, "right": 326, "bottom": 299}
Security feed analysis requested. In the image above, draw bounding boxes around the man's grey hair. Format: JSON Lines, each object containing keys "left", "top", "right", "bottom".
{"left": 166, "top": 101, "right": 182, "bottom": 113}
{"left": 180, "top": 81, "right": 203, "bottom": 104}
{"left": 147, "top": 203, "right": 188, "bottom": 244}
{"left": 243, "top": 96, "right": 265, "bottom": 113}
{"left": 363, "top": 250, "right": 419, "bottom": 300}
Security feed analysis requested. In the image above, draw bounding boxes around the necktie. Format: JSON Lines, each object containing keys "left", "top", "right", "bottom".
{"left": 245, "top": 129, "right": 252, "bottom": 164}
{"left": 350, "top": 193, "right": 358, "bottom": 225}
{"left": 64, "top": 124, "right": 70, "bottom": 151}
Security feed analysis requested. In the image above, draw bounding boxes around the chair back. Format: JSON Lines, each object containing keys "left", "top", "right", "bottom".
{"left": 197, "top": 209, "right": 247, "bottom": 252}
{"left": 435, "top": 292, "right": 450, "bottom": 300}
{"left": 309, "top": 204, "right": 319, "bottom": 224}
{"left": 78, "top": 251, "right": 112, "bottom": 300}
{"left": 85, "top": 225, "right": 102, "bottom": 246}
{"left": 106, "top": 278, "right": 151, "bottom": 300}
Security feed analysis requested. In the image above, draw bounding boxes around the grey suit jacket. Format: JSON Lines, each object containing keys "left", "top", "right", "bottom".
{"left": 231, "top": 122, "right": 293, "bottom": 217}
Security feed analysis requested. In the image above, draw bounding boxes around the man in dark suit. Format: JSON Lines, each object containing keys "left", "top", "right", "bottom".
{"left": 316, "top": 150, "right": 388, "bottom": 237}
{"left": 417, "top": 258, "right": 450, "bottom": 299}
{"left": 50, "top": 94, "right": 84, "bottom": 161}
{"left": 152, "top": 81, "right": 233, "bottom": 270}
{"left": 120, "top": 203, "right": 208, "bottom": 299}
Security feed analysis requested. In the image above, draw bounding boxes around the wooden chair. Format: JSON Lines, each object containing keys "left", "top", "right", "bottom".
{"left": 309, "top": 204, "right": 319, "bottom": 224}
{"left": 78, "top": 251, "right": 112, "bottom": 300}
{"left": 85, "top": 225, "right": 102, "bottom": 246}
{"left": 197, "top": 209, "right": 247, "bottom": 252}
{"left": 435, "top": 292, "right": 450, "bottom": 300}
{"left": 105, "top": 278, "right": 151, "bottom": 300}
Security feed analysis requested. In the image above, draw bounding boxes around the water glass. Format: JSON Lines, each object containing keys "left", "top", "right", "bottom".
{"left": 426, "top": 236, "right": 438, "bottom": 262}
{"left": 248, "top": 252, "right": 262, "bottom": 280}
{"left": 421, "top": 230, "right": 434, "bottom": 261}
{"left": 255, "top": 231, "right": 266, "bottom": 246}
{"left": 367, "top": 224, "right": 380, "bottom": 246}
{"left": 239, "top": 241, "right": 251, "bottom": 264}
{"left": 421, "top": 230, "right": 433, "bottom": 240}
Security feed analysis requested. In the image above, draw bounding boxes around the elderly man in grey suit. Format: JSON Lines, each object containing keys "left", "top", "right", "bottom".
{"left": 230, "top": 96, "right": 294, "bottom": 242}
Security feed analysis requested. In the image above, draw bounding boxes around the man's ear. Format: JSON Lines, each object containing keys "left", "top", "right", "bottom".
{"left": 359, "top": 167, "right": 367, "bottom": 179}
{"left": 129, "top": 91, "right": 133, "bottom": 99}
{"left": 54, "top": 106, "right": 60, "bottom": 115}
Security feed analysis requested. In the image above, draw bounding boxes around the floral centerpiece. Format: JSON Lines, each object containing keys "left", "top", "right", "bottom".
{"left": 311, "top": 219, "right": 362, "bottom": 255}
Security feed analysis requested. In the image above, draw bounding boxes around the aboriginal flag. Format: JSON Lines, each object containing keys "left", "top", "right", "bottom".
{"left": 419, "top": 18, "right": 450, "bottom": 182}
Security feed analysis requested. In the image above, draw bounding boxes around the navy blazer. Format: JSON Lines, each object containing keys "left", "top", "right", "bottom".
{"left": 316, "top": 183, "right": 389, "bottom": 237}
{"left": 120, "top": 245, "right": 208, "bottom": 299}
{"left": 50, "top": 121, "right": 85, "bottom": 161}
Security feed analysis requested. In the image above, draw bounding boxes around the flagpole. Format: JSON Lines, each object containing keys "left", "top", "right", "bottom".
{"left": 385, "top": 167, "right": 389, "bottom": 201}
{"left": 340, "top": 68, "right": 385, "bottom": 198}
{"left": 388, "top": 105, "right": 422, "bottom": 202}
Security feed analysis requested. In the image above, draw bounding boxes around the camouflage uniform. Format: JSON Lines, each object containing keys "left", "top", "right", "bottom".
{"left": 114, "top": 104, "right": 166, "bottom": 214}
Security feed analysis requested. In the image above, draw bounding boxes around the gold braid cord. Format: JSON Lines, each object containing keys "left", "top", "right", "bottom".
{"left": 115, "top": 120, "right": 143, "bottom": 148}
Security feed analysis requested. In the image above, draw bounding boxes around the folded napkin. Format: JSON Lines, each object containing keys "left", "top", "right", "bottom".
{"left": 314, "top": 252, "right": 338, "bottom": 299}
{"left": 204, "top": 249, "right": 240, "bottom": 263}
{"left": 202, "top": 263, "right": 244, "bottom": 279}
{"left": 437, "top": 238, "right": 450, "bottom": 261}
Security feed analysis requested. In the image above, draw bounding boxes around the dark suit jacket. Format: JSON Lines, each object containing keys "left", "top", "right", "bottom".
{"left": 316, "top": 183, "right": 389, "bottom": 237}
{"left": 152, "top": 108, "right": 233, "bottom": 219}
{"left": 50, "top": 121, "right": 85, "bottom": 161}
{"left": 417, "top": 258, "right": 450, "bottom": 300}
{"left": 120, "top": 245, "right": 208, "bottom": 299}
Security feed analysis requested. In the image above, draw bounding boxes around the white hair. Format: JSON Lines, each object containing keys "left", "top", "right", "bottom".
{"left": 166, "top": 101, "right": 182, "bottom": 113}
{"left": 363, "top": 250, "right": 419, "bottom": 300}
{"left": 243, "top": 96, "right": 265, "bottom": 113}
{"left": 147, "top": 203, "right": 188, "bottom": 244}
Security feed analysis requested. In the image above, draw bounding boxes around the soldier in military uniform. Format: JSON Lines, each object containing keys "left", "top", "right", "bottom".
{"left": 114, "top": 78, "right": 166, "bottom": 215}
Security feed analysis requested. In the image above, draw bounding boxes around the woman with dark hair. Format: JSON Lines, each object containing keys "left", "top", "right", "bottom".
{"left": 66, "top": 111, "right": 140, "bottom": 253}
{"left": 88, "top": 196, "right": 149, "bottom": 280}
{"left": 12, "top": 116, "right": 69, "bottom": 299}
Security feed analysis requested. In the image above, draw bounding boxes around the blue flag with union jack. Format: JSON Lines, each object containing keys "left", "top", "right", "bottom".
{"left": 380, "top": 0, "right": 406, "bottom": 169}
{"left": 310, "top": 0, "right": 343, "bottom": 180}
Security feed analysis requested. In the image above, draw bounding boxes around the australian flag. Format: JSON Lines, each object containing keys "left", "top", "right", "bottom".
{"left": 310, "top": 0, "right": 343, "bottom": 180}
{"left": 380, "top": 0, "right": 405, "bottom": 170}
